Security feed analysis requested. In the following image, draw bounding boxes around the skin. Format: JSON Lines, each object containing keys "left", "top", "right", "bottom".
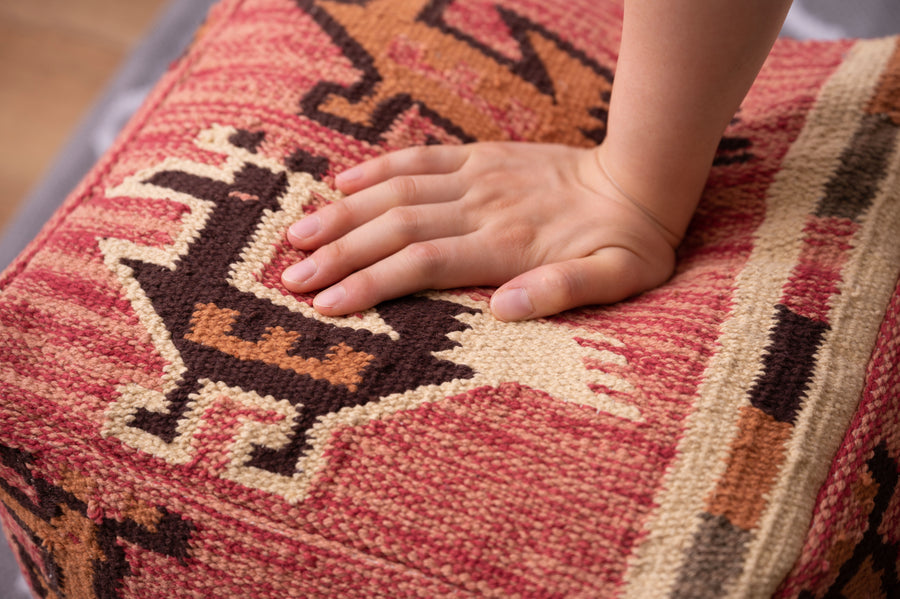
{"left": 283, "top": 0, "right": 793, "bottom": 321}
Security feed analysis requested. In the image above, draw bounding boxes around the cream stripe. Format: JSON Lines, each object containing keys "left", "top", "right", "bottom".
{"left": 732, "top": 95, "right": 900, "bottom": 597}
{"left": 621, "top": 38, "right": 896, "bottom": 599}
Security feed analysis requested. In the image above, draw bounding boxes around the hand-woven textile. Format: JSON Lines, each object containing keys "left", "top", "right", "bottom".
{"left": 1, "top": 1, "right": 899, "bottom": 597}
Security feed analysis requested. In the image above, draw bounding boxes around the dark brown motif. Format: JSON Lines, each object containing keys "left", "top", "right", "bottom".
{"left": 0, "top": 444, "right": 193, "bottom": 599}
{"left": 296, "top": 0, "right": 613, "bottom": 144}
{"left": 799, "top": 443, "right": 900, "bottom": 599}
{"left": 113, "top": 135, "right": 475, "bottom": 477}
{"left": 296, "top": 0, "right": 754, "bottom": 158}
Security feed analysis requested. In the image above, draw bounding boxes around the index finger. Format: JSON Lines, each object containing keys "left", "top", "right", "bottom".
{"left": 335, "top": 144, "right": 470, "bottom": 194}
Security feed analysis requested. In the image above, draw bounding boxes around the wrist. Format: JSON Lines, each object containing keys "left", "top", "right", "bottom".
{"left": 594, "top": 151, "right": 682, "bottom": 245}
{"left": 591, "top": 142, "right": 709, "bottom": 245}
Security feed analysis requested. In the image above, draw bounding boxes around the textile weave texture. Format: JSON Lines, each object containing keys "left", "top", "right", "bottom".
{"left": 1, "top": 0, "right": 899, "bottom": 596}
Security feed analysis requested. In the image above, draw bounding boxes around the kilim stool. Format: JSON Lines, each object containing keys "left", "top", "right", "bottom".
{"left": 1, "top": 1, "right": 899, "bottom": 596}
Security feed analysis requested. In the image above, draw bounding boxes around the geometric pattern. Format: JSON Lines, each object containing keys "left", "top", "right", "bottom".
{"left": 780, "top": 265, "right": 900, "bottom": 598}
{"left": 796, "top": 444, "right": 899, "bottom": 598}
{"left": 99, "top": 125, "right": 636, "bottom": 503}
{"left": 0, "top": 444, "right": 193, "bottom": 598}
{"left": 0, "top": 0, "right": 899, "bottom": 596}
{"left": 623, "top": 36, "right": 900, "bottom": 599}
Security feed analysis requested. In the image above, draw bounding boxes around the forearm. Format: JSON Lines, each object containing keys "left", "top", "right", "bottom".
{"left": 600, "top": 0, "right": 792, "bottom": 239}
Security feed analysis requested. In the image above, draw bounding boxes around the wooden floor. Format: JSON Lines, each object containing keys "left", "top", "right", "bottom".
{"left": 0, "top": 0, "right": 168, "bottom": 235}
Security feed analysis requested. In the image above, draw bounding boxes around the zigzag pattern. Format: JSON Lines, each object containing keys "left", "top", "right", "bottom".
{"left": 296, "top": 0, "right": 613, "bottom": 144}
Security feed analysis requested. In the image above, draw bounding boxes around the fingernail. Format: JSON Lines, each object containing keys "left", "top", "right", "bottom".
{"left": 336, "top": 166, "right": 362, "bottom": 185}
{"left": 283, "top": 258, "right": 317, "bottom": 284}
{"left": 289, "top": 216, "right": 320, "bottom": 240}
{"left": 491, "top": 288, "right": 534, "bottom": 321}
{"left": 314, "top": 285, "right": 345, "bottom": 309}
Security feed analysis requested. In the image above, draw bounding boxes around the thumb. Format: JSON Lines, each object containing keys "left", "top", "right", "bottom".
{"left": 489, "top": 248, "right": 664, "bottom": 321}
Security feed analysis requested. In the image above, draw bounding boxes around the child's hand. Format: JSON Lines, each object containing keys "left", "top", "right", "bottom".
{"left": 281, "top": 143, "right": 678, "bottom": 321}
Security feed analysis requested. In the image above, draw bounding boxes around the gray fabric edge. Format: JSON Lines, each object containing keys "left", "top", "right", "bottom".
{"left": 0, "top": 1, "right": 217, "bottom": 597}
{"left": 0, "top": 0, "right": 219, "bottom": 272}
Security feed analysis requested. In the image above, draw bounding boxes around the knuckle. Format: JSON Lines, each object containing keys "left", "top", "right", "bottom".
{"left": 403, "top": 145, "right": 431, "bottom": 166}
{"left": 373, "top": 152, "right": 399, "bottom": 178}
{"left": 458, "top": 187, "right": 495, "bottom": 215}
{"left": 318, "top": 238, "right": 347, "bottom": 264}
{"left": 458, "top": 143, "right": 498, "bottom": 173}
{"left": 468, "top": 142, "right": 505, "bottom": 161}
{"left": 388, "top": 176, "right": 418, "bottom": 204}
{"left": 468, "top": 173, "right": 507, "bottom": 199}
{"left": 345, "top": 268, "right": 377, "bottom": 297}
{"left": 328, "top": 199, "right": 355, "bottom": 228}
{"left": 403, "top": 241, "right": 445, "bottom": 278}
{"left": 386, "top": 206, "right": 420, "bottom": 239}
{"left": 543, "top": 263, "right": 583, "bottom": 306}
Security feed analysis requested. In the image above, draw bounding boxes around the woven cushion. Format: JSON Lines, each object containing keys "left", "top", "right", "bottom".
{"left": 1, "top": 0, "right": 899, "bottom": 596}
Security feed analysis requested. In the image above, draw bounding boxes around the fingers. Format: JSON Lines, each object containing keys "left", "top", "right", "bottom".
{"left": 334, "top": 145, "right": 469, "bottom": 194}
{"left": 304, "top": 245, "right": 665, "bottom": 320}
{"left": 279, "top": 142, "right": 680, "bottom": 320}
{"left": 490, "top": 248, "right": 659, "bottom": 321}
{"left": 282, "top": 203, "right": 468, "bottom": 293}
{"left": 287, "top": 173, "right": 465, "bottom": 249}
{"left": 304, "top": 235, "right": 504, "bottom": 316}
